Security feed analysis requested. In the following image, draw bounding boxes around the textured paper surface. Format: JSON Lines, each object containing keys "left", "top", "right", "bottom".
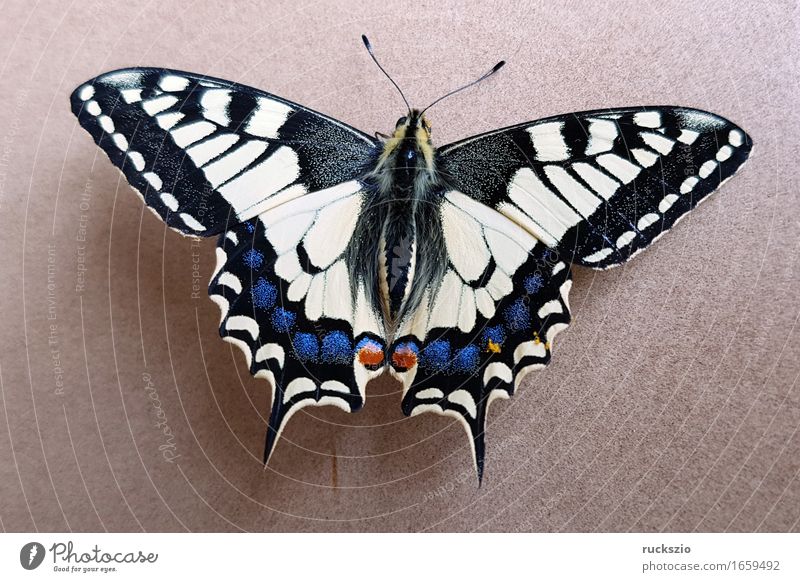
{"left": 0, "top": 0, "right": 798, "bottom": 532}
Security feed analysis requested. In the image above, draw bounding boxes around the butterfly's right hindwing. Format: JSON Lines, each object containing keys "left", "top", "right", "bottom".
{"left": 70, "top": 68, "right": 377, "bottom": 236}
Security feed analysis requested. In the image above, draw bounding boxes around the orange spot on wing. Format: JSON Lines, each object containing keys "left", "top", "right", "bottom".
{"left": 358, "top": 346, "right": 384, "bottom": 367}
{"left": 486, "top": 340, "right": 501, "bottom": 353}
{"left": 392, "top": 348, "right": 418, "bottom": 369}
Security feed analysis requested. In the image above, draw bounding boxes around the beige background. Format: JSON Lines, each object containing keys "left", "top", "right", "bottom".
{"left": 0, "top": 0, "right": 798, "bottom": 532}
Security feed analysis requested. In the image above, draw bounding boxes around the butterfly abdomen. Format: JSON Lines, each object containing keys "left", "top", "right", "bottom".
{"left": 350, "top": 116, "right": 446, "bottom": 335}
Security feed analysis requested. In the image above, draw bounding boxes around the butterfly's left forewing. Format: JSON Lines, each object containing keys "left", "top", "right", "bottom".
{"left": 70, "top": 68, "right": 377, "bottom": 236}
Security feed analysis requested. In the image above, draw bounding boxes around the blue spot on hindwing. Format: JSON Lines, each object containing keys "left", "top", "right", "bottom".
{"left": 356, "top": 337, "right": 381, "bottom": 351}
{"left": 293, "top": 333, "right": 319, "bottom": 362}
{"left": 452, "top": 345, "right": 480, "bottom": 373}
{"left": 321, "top": 331, "right": 352, "bottom": 364}
{"left": 393, "top": 341, "right": 419, "bottom": 355}
{"left": 420, "top": 340, "right": 450, "bottom": 371}
{"left": 251, "top": 277, "right": 276, "bottom": 309}
{"left": 524, "top": 274, "right": 544, "bottom": 294}
{"left": 481, "top": 325, "right": 506, "bottom": 346}
{"left": 504, "top": 298, "right": 531, "bottom": 331}
{"left": 271, "top": 308, "right": 296, "bottom": 333}
{"left": 243, "top": 248, "right": 264, "bottom": 269}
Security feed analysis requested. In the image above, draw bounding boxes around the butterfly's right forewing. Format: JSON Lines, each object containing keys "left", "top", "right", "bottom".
{"left": 438, "top": 107, "right": 752, "bottom": 269}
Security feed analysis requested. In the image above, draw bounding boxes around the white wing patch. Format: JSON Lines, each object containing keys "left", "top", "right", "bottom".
{"left": 527, "top": 121, "right": 570, "bottom": 161}
{"left": 170, "top": 120, "right": 216, "bottom": 147}
{"left": 441, "top": 201, "right": 491, "bottom": 282}
{"left": 142, "top": 95, "right": 178, "bottom": 116}
{"left": 204, "top": 140, "right": 269, "bottom": 187}
{"left": 186, "top": 133, "right": 240, "bottom": 167}
{"left": 633, "top": 110, "right": 662, "bottom": 128}
{"left": 543, "top": 165, "right": 602, "bottom": 218}
{"left": 303, "top": 193, "right": 363, "bottom": 269}
{"left": 258, "top": 180, "right": 363, "bottom": 318}
{"left": 216, "top": 146, "right": 299, "bottom": 213}
{"left": 585, "top": 118, "right": 618, "bottom": 155}
{"left": 503, "top": 167, "right": 581, "bottom": 246}
{"left": 596, "top": 153, "right": 641, "bottom": 184}
{"left": 200, "top": 89, "right": 232, "bottom": 126}
{"left": 245, "top": 97, "right": 293, "bottom": 139}
{"left": 572, "top": 162, "right": 620, "bottom": 200}
{"left": 158, "top": 74, "right": 189, "bottom": 92}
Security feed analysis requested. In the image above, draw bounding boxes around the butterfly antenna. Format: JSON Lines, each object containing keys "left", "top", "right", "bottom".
{"left": 362, "top": 35, "right": 411, "bottom": 113}
{"left": 420, "top": 60, "right": 506, "bottom": 115}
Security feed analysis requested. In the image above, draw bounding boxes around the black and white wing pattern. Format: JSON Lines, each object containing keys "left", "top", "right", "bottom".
{"left": 71, "top": 68, "right": 384, "bottom": 459}
{"left": 438, "top": 107, "right": 752, "bottom": 268}
{"left": 208, "top": 181, "right": 386, "bottom": 461}
{"left": 388, "top": 192, "right": 572, "bottom": 481}
{"left": 72, "top": 70, "right": 753, "bottom": 481}
{"left": 70, "top": 68, "right": 376, "bottom": 236}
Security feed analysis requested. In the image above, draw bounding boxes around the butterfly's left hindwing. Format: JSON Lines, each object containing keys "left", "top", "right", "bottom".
{"left": 208, "top": 180, "right": 386, "bottom": 460}
{"left": 70, "top": 68, "right": 377, "bottom": 236}
{"left": 438, "top": 106, "right": 752, "bottom": 269}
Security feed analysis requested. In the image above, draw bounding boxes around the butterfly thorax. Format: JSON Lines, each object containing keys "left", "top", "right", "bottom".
{"left": 349, "top": 110, "right": 446, "bottom": 335}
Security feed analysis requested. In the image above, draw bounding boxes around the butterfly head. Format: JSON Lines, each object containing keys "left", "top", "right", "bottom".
{"left": 392, "top": 109, "right": 432, "bottom": 141}
{"left": 362, "top": 34, "right": 501, "bottom": 169}
{"left": 381, "top": 109, "right": 434, "bottom": 171}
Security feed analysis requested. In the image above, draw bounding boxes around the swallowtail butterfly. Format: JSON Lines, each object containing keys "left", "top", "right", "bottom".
{"left": 70, "top": 36, "right": 751, "bottom": 481}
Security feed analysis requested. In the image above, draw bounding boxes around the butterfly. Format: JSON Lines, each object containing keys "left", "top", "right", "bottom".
{"left": 70, "top": 36, "right": 751, "bottom": 482}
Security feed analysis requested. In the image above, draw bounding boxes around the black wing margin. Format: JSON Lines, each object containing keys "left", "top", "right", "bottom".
{"left": 437, "top": 107, "right": 752, "bottom": 269}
